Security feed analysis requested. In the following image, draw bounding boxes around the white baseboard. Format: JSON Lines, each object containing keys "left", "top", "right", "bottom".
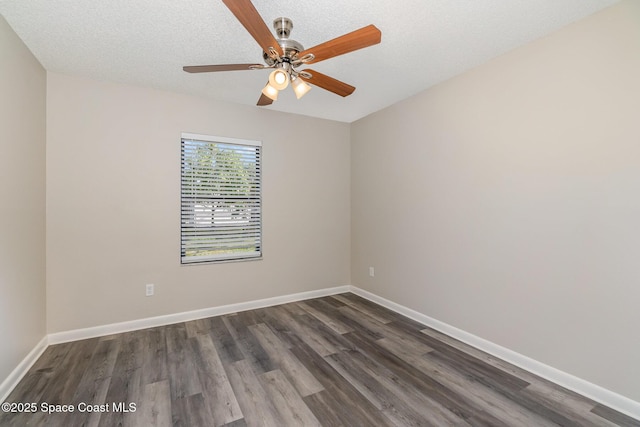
{"left": 349, "top": 285, "right": 640, "bottom": 422}
{"left": 48, "top": 285, "right": 350, "bottom": 344}
{"left": 0, "top": 336, "right": 48, "bottom": 403}
{"left": 5, "top": 285, "right": 638, "bottom": 422}
{"left": 3, "top": 286, "right": 349, "bottom": 401}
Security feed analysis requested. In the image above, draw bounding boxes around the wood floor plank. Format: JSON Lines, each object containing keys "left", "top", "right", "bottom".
{"left": 339, "top": 306, "right": 433, "bottom": 355}
{"left": 420, "top": 324, "right": 625, "bottom": 425}
{"left": 324, "top": 350, "right": 451, "bottom": 426}
{"left": 257, "top": 370, "right": 322, "bottom": 427}
{"left": 100, "top": 367, "right": 142, "bottom": 427}
{"left": 0, "top": 346, "right": 68, "bottom": 427}
{"left": 325, "top": 306, "right": 385, "bottom": 342}
{"left": 172, "top": 393, "right": 214, "bottom": 427}
{"left": 338, "top": 303, "right": 390, "bottom": 334}
{"left": 293, "top": 312, "right": 352, "bottom": 355}
{"left": 64, "top": 338, "right": 120, "bottom": 427}
{"left": 522, "top": 382, "right": 620, "bottom": 427}
{"left": 190, "top": 333, "right": 243, "bottom": 426}
{"left": 341, "top": 329, "right": 492, "bottom": 425}
{"left": 4, "top": 365, "right": 52, "bottom": 407}
{"left": 0, "top": 344, "right": 74, "bottom": 427}
{"left": 428, "top": 347, "right": 531, "bottom": 393}
{"left": 278, "top": 301, "right": 309, "bottom": 316}
{"left": 225, "top": 359, "right": 283, "bottom": 427}
{"left": 24, "top": 340, "right": 71, "bottom": 373}
{"left": 298, "top": 300, "right": 354, "bottom": 334}
{"left": 44, "top": 338, "right": 101, "bottom": 405}
{"left": 0, "top": 344, "right": 73, "bottom": 426}
{"left": 345, "top": 347, "right": 482, "bottom": 427}
{"left": 139, "top": 380, "right": 172, "bottom": 427}
{"left": 208, "top": 316, "right": 245, "bottom": 365}
{"left": 253, "top": 306, "right": 305, "bottom": 349}
{"left": 236, "top": 309, "right": 265, "bottom": 328}
{"left": 353, "top": 296, "right": 429, "bottom": 331}
{"left": 292, "top": 316, "right": 339, "bottom": 356}
{"left": 290, "top": 341, "right": 396, "bottom": 427}
{"left": 249, "top": 322, "right": 324, "bottom": 397}
{"left": 0, "top": 370, "right": 53, "bottom": 427}
{"left": 387, "top": 319, "right": 534, "bottom": 394}
{"left": 222, "top": 314, "right": 277, "bottom": 374}
{"left": 222, "top": 418, "right": 248, "bottom": 427}
{"left": 184, "top": 318, "right": 212, "bottom": 338}
{"left": 591, "top": 405, "right": 640, "bottom": 427}
{"left": 420, "top": 325, "right": 558, "bottom": 387}
{"left": 316, "top": 295, "right": 347, "bottom": 309}
{"left": 3, "top": 292, "right": 638, "bottom": 427}
{"left": 396, "top": 345, "right": 559, "bottom": 427}
{"left": 140, "top": 326, "right": 168, "bottom": 386}
{"left": 302, "top": 390, "right": 356, "bottom": 427}
{"left": 100, "top": 332, "right": 143, "bottom": 427}
{"left": 332, "top": 293, "right": 397, "bottom": 324}
{"left": 426, "top": 349, "right": 583, "bottom": 426}
{"left": 165, "top": 324, "right": 202, "bottom": 401}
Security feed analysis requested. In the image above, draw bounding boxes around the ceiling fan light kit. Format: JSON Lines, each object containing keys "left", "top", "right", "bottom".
{"left": 184, "top": 0, "right": 381, "bottom": 106}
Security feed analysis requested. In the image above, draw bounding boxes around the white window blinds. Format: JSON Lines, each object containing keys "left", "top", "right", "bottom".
{"left": 181, "top": 133, "right": 262, "bottom": 263}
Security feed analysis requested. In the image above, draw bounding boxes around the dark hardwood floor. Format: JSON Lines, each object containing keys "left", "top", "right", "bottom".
{"left": 1, "top": 293, "right": 638, "bottom": 426}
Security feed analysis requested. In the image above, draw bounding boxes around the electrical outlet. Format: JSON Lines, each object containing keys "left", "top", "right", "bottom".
{"left": 369, "top": 267, "right": 375, "bottom": 277}
{"left": 146, "top": 283, "right": 154, "bottom": 297}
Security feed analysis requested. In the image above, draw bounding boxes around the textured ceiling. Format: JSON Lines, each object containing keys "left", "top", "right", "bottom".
{"left": 0, "top": 0, "right": 620, "bottom": 122}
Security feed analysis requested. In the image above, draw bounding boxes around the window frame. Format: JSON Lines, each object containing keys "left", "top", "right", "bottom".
{"left": 180, "top": 132, "right": 262, "bottom": 264}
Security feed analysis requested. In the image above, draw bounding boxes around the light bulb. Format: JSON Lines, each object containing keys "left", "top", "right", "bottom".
{"left": 269, "top": 69, "right": 289, "bottom": 90}
{"left": 274, "top": 71, "right": 287, "bottom": 85}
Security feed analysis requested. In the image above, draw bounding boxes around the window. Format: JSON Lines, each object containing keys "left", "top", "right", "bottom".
{"left": 181, "top": 133, "right": 262, "bottom": 264}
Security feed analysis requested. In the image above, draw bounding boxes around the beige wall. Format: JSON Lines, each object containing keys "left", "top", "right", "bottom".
{"left": 0, "top": 17, "right": 47, "bottom": 382}
{"left": 351, "top": 0, "right": 640, "bottom": 401}
{"left": 46, "top": 73, "right": 351, "bottom": 333}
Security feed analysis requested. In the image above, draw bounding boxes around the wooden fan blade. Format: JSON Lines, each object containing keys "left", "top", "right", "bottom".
{"left": 297, "top": 24, "right": 381, "bottom": 64}
{"left": 183, "top": 64, "right": 263, "bottom": 73}
{"left": 257, "top": 93, "right": 273, "bottom": 106}
{"left": 300, "top": 69, "right": 355, "bottom": 97}
{"left": 222, "top": 0, "right": 284, "bottom": 58}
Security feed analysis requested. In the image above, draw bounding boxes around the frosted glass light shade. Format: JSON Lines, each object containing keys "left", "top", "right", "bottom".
{"left": 292, "top": 78, "right": 311, "bottom": 99}
{"left": 261, "top": 83, "right": 279, "bottom": 101}
{"left": 269, "top": 69, "right": 289, "bottom": 90}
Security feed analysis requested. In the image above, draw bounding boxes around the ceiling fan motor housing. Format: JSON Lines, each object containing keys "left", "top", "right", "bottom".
{"left": 263, "top": 17, "right": 304, "bottom": 66}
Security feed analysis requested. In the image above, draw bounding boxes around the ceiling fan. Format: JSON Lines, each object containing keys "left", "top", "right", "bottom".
{"left": 183, "top": 0, "right": 382, "bottom": 106}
